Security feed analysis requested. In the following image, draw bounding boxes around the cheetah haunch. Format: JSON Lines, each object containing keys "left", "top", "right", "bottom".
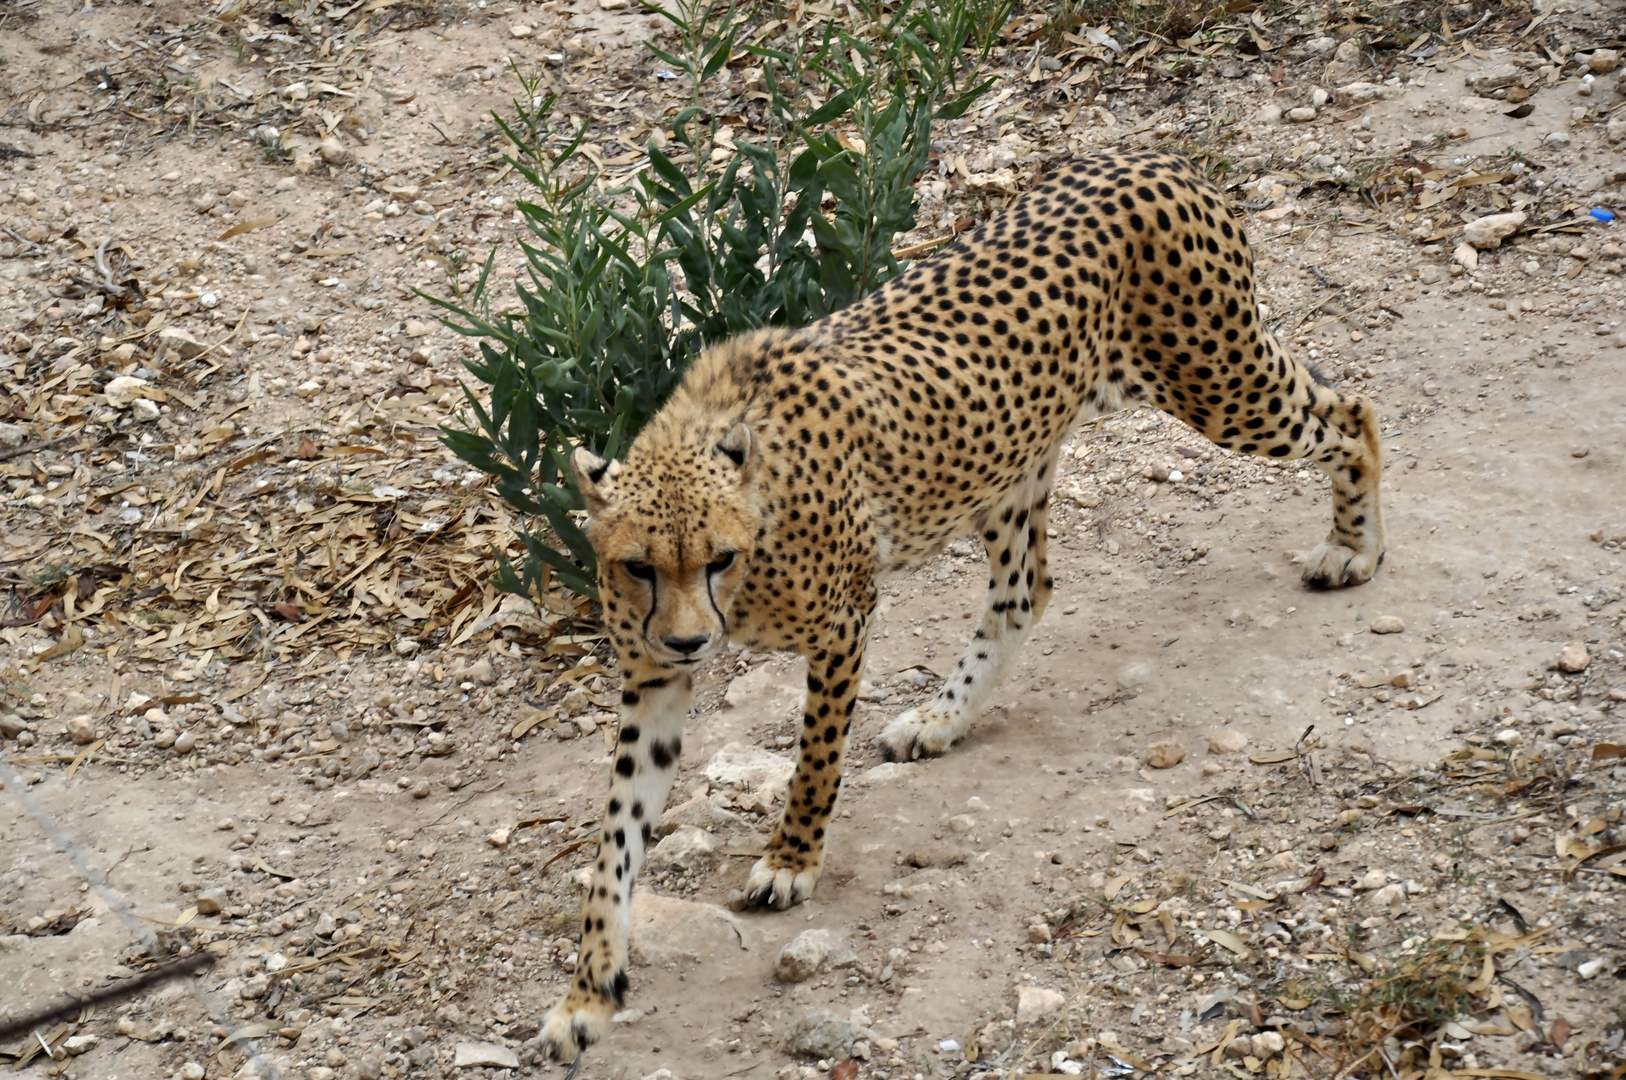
{"left": 538, "top": 151, "right": 1384, "bottom": 1059}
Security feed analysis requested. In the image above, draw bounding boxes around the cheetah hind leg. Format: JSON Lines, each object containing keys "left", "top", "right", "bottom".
{"left": 1301, "top": 389, "right": 1386, "bottom": 589}
{"left": 876, "top": 463, "right": 1056, "bottom": 761}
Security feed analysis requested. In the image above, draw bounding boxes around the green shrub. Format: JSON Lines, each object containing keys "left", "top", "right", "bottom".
{"left": 433, "top": 0, "right": 1014, "bottom": 604}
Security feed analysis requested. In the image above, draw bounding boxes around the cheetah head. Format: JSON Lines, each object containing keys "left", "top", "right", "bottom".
{"left": 572, "top": 422, "right": 760, "bottom": 668}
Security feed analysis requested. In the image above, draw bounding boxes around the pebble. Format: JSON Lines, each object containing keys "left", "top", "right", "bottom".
{"left": 0, "top": 714, "right": 26, "bottom": 739}
{"left": 180, "top": 1062, "right": 206, "bottom": 1080}
{"left": 467, "top": 656, "right": 496, "bottom": 685}
{"left": 194, "top": 887, "right": 227, "bottom": 915}
{"left": 66, "top": 715, "right": 98, "bottom": 745}
{"left": 1494, "top": 728, "right": 1523, "bottom": 746}
{"left": 1255, "top": 104, "right": 1283, "bottom": 124}
{"left": 704, "top": 743, "right": 794, "bottom": 790}
{"left": 132, "top": 398, "right": 162, "bottom": 423}
{"left": 354, "top": 1053, "right": 384, "bottom": 1080}
{"left": 1207, "top": 730, "right": 1249, "bottom": 755}
{"left": 1288, "top": 106, "right": 1317, "bottom": 122}
{"left": 1016, "top": 986, "right": 1067, "bottom": 1023}
{"left": 1143, "top": 740, "right": 1186, "bottom": 769}
{"left": 776, "top": 928, "right": 838, "bottom": 982}
{"left": 1369, "top": 615, "right": 1405, "bottom": 634}
{"left": 1557, "top": 641, "right": 1589, "bottom": 673}
{"left": 1250, "top": 1031, "right": 1286, "bottom": 1058}
{"left": 1115, "top": 662, "right": 1152, "bottom": 690}
{"left": 174, "top": 730, "right": 197, "bottom": 754}
{"left": 410, "top": 780, "right": 431, "bottom": 799}
{"left": 452, "top": 1043, "right": 518, "bottom": 1069}
{"left": 783, "top": 1013, "right": 876, "bottom": 1059}
{"left": 1463, "top": 211, "right": 1527, "bottom": 249}
{"left": 1578, "top": 957, "right": 1606, "bottom": 979}
{"left": 63, "top": 1034, "right": 100, "bottom": 1055}
{"left": 648, "top": 826, "right": 718, "bottom": 870}
{"left": 1356, "top": 869, "right": 1388, "bottom": 890}
{"left": 318, "top": 136, "right": 349, "bottom": 164}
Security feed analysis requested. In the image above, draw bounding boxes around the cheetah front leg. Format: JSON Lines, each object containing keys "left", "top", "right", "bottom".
{"left": 876, "top": 461, "right": 1057, "bottom": 761}
{"left": 538, "top": 668, "right": 691, "bottom": 1062}
{"left": 745, "top": 616, "right": 869, "bottom": 909}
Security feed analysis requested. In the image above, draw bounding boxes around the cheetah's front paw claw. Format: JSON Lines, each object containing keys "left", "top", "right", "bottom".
{"left": 874, "top": 704, "right": 961, "bottom": 762}
{"left": 538, "top": 982, "right": 620, "bottom": 1062}
{"left": 1301, "top": 541, "right": 1381, "bottom": 589}
{"left": 743, "top": 856, "right": 822, "bottom": 910}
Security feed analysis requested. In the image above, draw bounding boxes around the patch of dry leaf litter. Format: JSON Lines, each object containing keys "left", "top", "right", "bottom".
{"left": 931, "top": 724, "right": 1624, "bottom": 1080}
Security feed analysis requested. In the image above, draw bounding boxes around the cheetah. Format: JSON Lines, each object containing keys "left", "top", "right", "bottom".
{"left": 538, "top": 151, "right": 1385, "bottom": 1059}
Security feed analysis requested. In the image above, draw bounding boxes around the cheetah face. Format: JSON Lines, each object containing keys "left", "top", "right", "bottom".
{"left": 572, "top": 423, "right": 760, "bottom": 667}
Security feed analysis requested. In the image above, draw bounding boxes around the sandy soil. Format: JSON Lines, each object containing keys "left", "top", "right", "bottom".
{"left": 1, "top": 0, "right": 1625, "bottom": 1078}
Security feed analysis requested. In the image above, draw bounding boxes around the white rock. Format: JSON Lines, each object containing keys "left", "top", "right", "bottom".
{"left": 1370, "top": 615, "right": 1405, "bottom": 634}
{"left": 66, "top": 715, "right": 98, "bottom": 745}
{"left": 628, "top": 893, "right": 748, "bottom": 964}
{"left": 132, "top": 398, "right": 162, "bottom": 423}
{"left": 158, "top": 327, "right": 207, "bottom": 359}
{"left": 647, "top": 826, "right": 718, "bottom": 871}
{"left": 1462, "top": 211, "right": 1526, "bottom": 250}
{"left": 1144, "top": 740, "right": 1186, "bottom": 769}
{"left": 318, "top": 136, "right": 349, "bottom": 164}
{"left": 1452, "top": 243, "right": 1478, "bottom": 271}
{"left": 776, "top": 928, "right": 838, "bottom": 982}
{"left": 1355, "top": 869, "right": 1387, "bottom": 890}
{"left": 1115, "top": 662, "right": 1152, "bottom": 690}
{"left": 63, "top": 1034, "right": 100, "bottom": 1055}
{"left": 103, "top": 375, "right": 151, "bottom": 407}
{"left": 1578, "top": 957, "right": 1606, "bottom": 978}
{"left": 1016, "top": 986, "right": 1067, "bottom": 1023}
{"left": 1208, "top": 730, "right": 1249, "bottom": 755}
{"left": 1332, "top": 81, "right": 1398, "bottom": 106}
{"left": 703, "top": 742, "right": 794, "bottom": 791}
{"left": 1254, "top": 104, "right": 1283, "bottom": 124}
{"left": 1557, "top": 641, "right": 1589, "bottom": 673}
{"left": 1250, "top": 1031, "right": 1286, "bottom": 1057}
{"left": 452, "top": 1042, "right": 519, "bottom": 1069}
{"left": 855, "top": 761, "right": 914, "bottom": 786}
{"left": 0, "top": 423, "right": 23, "bottom": 449}
{"left": 179, "top": 1062, "right": 206, "bottom": 1080}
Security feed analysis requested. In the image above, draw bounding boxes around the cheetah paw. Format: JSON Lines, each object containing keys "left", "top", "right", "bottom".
{"left": 1301, "top": 541, "right": 1381, "bottom": 588}
{"left": 743, "top": 856, "right": 822, "bottom": 910}
{"left": 874, "top": 703, "right": 962, "bottom": 762}
{"left": 537, "top": 977, "right": 622, "bottom": 1061}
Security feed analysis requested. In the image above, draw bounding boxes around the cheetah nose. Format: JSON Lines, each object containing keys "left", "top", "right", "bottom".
{"left": 663, "top": 634, "right": 710, "bottom": 656}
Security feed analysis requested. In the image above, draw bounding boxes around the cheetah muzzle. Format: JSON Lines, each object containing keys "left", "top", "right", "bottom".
{"left": 535, "top": 151, "right": 1386, "bottom": 1061}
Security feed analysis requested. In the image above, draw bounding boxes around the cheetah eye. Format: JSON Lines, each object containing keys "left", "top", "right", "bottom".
{"left": 706, "top": 551, "right": 736, "bottom": 575}
{"left": 622, "top": 560, "right": 656, "bottom": 583}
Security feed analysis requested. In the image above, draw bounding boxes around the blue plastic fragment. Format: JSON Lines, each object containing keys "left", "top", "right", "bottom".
{"left": 1591, "top": 208, "right": 1616, "bottom": 223}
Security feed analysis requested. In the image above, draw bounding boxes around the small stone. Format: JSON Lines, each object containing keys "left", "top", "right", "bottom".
{"left": 1370, "top": 615, "right": 1405, "bottom": 634}
{"left": 410, "top": 780, "right": 431, "bottom": 799}
{"left": 173, "top": 729, "right": 197, "bottom": 754}
{"left": 180, "top": 1062, "right": 207, "bottom": 1080}
{"left": 1016, "top": 986, "right": 1067, "bottom": 1023}
{"left": 65, "top": 715, "right": 97, "bottom": 745}
{"left": 1207, "top": 730, "right": 1249, "bottom": 755}
{"left": 784, "top": 1013, "right": 876, "bottom": 1059}
{"left": 648, "top": 826, "right": 718, "bottom": 871}
{"left": 314, "top": 913, "right": 337, "bottom": 937}
{"left": 1585, "top": 48, "right": 1620, "bottom": 73}
{"left": 0, "top": 714, "right": 25, "bottom": 739}
{"left": 1542, "top": 130, "right": 1570, "bottom": 146}
{"left": 487, "top": 827, "right": 512, "bottom": 850}
{"left": 1463, "top": 211, "right": 1527, "bottom": 249}
{"left": 1115, "top": 662, "right": 1152, "bottom": 690}
{"left": 1144, "top": 740, "right": 1186, "bottom": 769}
{"left": 467, "top": 656, "right": 496, "bottom": 685}
{"left": 1556, "top": 642, "right": 1589, "bottom": 673}
{"left": 1254, "top": 104, "right": 1283, "bottom": 124}
{"left": 132, "top": 398, "right": 162, "bottom": 423}
{"left": 1578, "top": 957, "right": 1606, "bottom": 979}
{"left": 1494, "top": 728, "right": 1523, "bottom": 746}
{"left": 453, "top": 1043, "right": 519, "bottom": 1069}
{"left": 318, "top": 136, "right": 349, "bottom": 164}
{"left": 158, "top": 327, "right": 207, "bottom": 360}
{"left": 1250, "top": 1031, "right": 1286, "bottom": 1058}
{"left": 1287, "top": 106, "right": 1317, "bottom": 123}
{"left": 355, "top": 1054, "right": 384, "bottom": 1080}
{"left": 1356, "top": 869, "right": 1387, "bottom": 890}
{"left": 1027, "top": 923, "right": 1053, "bottom": 943}
{"left": 509, "top": 22, "right": 533, "bottom": 36}
{"left": 404, "top": 320, "right": 433, "bottom": 338}
{"left": 704, "top": 742, "right": 794, "bottom": 791}
{"left": 776, "top": 928, "right": 838, "bottom": 982}
{"left": 0, "top": 423, "right": 23, "bottom": 449}
{"left": 195, "top": 887, "right": 227, "bottom": 915}
{"left": 63, "top": 1034, "right": 100, "bottom": 1055}
{"left": 1452, "top": 243, "right": 1478, "bottom": 271}
{"left": 308, "top": 1070, "right": 336, "bottom": 1080}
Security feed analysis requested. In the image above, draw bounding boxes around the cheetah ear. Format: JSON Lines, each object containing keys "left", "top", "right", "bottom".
{"left": 714, "top": 423, "right": 754, "bottom": 474}
{"left": 571, "top": 447, "right": 616, "bottom": 514}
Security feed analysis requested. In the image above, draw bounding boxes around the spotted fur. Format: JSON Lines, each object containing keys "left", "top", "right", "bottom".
{"left": 537, "top": 151, "right": 1385, "bottom": 1059}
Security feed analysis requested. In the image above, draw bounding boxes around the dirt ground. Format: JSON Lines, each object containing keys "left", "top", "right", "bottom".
{"left": 1, "top": 0, "right": 1625, "bottom": 1078}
